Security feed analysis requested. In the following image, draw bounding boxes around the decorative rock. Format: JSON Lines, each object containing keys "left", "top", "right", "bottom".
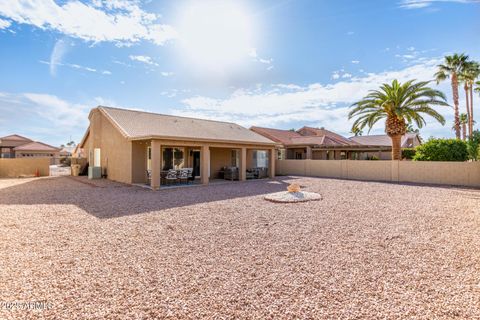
{"left": 264, "top": 191, "right": 322, "bottom": 203}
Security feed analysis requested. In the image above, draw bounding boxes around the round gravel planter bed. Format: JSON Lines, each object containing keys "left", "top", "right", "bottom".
{"left": 264, "top": 191, "right": 322, "bottom": 203}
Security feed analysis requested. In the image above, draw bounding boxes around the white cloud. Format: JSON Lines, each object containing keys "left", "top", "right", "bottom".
{"left": 40, "top": 59, "right": 109, "bottom": 75}
{"left": 351, "top": 60, "right": 360, "bottom": 64}
{"left": 346, "top": 31, "right": 354, "bottom": 35}
{"left": 0, "top": 92, "right": 90, "bottom": 137}
{"left": 0, "top": 17, "right": 10, "bottom": 29}
{"left": 161, "top": 71, "right": 174, "bottom": 77}
{"left": 0, "top": 0, "right": 176, "bottom": 46}
{"left": 331, "top": 72, "right": 340, "bottom": 80}
{"left": 49, "top": 39, "right": 71, "bottom": 76}
{"left": 399, "top": 0, "right": 480, "bottom": 9}
{"left": 129, "top": 55, "right": 158, "bottom": 66}
{"left": 173, "top": 58, "right": 454, "bottom": 137}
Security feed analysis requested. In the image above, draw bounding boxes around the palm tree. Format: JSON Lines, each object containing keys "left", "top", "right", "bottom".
{"left": 459, "top": 61, "right": 480, "bottom": 137}
{"left": 406, "top": 123, "right": 420, "bottom": 134}
{"left": 465, "top": 62, "right": 480, "bottom": 136}
{"left": 459, "top": 113, "right": 468, "bottom": 140}
{"left": 350, "top": 127, "right": 363, "bottom": 136}
{"left": 435, "top": 53, "right": 469, "bottom": 139}
{"left": 349, "top": 80, "right": 448, "bottom": 160}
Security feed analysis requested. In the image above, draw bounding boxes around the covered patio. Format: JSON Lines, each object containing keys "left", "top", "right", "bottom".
{"left": 132, "top": 139, "right": 276, "bottom": 190}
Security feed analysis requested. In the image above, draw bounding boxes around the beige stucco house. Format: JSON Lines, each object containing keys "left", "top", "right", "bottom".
{"left": 75, "top": 106, "right": 277, "bottom": 189}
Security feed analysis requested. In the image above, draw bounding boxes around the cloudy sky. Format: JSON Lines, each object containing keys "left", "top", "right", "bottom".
{"left": 0, "top": 0, "right": 479, "bottom": 146}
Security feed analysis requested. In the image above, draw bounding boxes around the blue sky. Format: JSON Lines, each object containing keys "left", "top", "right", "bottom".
{"left": 0, "top": 0, "right": 479, "bottom": 146}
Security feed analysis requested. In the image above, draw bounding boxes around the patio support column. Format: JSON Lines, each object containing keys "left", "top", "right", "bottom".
{"left": 306, "top": 146, "right": 312, "bottom": 159}
{"left": 269, "top": 148, "right": 276, "bottom": 178}
{"left": 151, "top": 140, "right": 161, "bottom": 190}
{"left": 201, "top": 145, "right": 209, "bottom": 185}
{"left": 240, "top": 147, "right": 247, "bottom": 181}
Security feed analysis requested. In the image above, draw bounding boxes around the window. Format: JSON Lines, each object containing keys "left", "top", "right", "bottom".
{"left": 162, "top": 147, "right": 185, "bottom": 170}
{"left": 253, "top": 150, "right": 268, "bottom": 168}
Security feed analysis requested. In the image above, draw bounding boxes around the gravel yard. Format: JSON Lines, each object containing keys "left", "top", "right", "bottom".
{"left": 1, "top": 176, "right": 479, "bottom": 319}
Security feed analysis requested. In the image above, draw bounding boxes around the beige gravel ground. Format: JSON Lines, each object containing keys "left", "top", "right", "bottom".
{"left": 1, "top": 176, "right": 479, "bottom": 319}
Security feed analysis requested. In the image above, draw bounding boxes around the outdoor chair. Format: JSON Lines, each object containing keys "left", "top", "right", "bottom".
{"left": 146, "top": 169, "right": 152, "bottom": 185}
{"left": 166, "top": 169, "right": 178, "bottom": 185}
{"left": 178, "top": 169, "right": 189, "bottom": 184}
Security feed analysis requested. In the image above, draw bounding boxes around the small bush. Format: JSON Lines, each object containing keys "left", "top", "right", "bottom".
{"left": 402, "top": 148, "right": 416, "bottom": 160}
{"left": 413, "top": 138, "right": 467, "bottom": 162}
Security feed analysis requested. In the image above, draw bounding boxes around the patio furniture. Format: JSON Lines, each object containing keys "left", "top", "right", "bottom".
{"left": 146, "top": 169, "right": 152, "bottom": 185}
{"left": 178, "top": 169, "right": 189, "bottom": 184}
{"left": 246, "top": 169, "right": 255, "bottom": 179}
{"left": 160, "top": 171, "right": 169, "bottom": 185}
{"left": 165, "top": 169, "right": 178, "bottom": 185}
{"left": 224, "top": 166, "right": 239, "bottom": 181}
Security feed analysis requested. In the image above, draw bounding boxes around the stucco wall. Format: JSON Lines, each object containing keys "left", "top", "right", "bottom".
{"left": 276, "top": 159, "right": 480, "bottom": 187}
{"left": 88, "top": 110, "right": 132, "bottom": 184}
{"left": 0, "top": 158, "right": 50, "bottom": 178}
{"left": 210, "top": 148, "right": 234, "bottom": 179}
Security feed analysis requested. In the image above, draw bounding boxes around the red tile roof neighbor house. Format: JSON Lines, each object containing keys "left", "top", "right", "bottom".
{"left": 0, "top": 134, "right": 60, "bottom": 158}
{"left": 251, "top": 126, "right": 421, "bottom": 160}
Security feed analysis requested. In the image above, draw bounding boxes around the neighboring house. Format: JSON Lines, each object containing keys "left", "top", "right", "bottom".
{"left": 251, "top": 126, "right": 421, "bottom": 160}
{"left": 74, "top": 106, "right": 277, "bottom": 189}
{"left": 349, "top": 133, "right": 421, "bottom": 149}
{"left": 59, "top": 146, "right": 75, "bottom": 157}
{"left": 0, "top": 134, "right": 60, "bottom": 158}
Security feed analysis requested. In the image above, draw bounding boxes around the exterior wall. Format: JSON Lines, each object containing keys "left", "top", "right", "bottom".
{"left": 88, "top": 110, "right": 133, "bottom": 184}
{"left": 131, "top": 141, "right": 148, "bottom": 184}
{"left": 276, "top": 159, "right": 480, "bottom": 187}
{"left": 0, "top": 158, "right": 50, "bottom": 178}
{"left": 210, "top": 148, "right": 234, "bottom": 179}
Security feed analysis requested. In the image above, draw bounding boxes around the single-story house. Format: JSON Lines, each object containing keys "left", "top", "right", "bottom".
{"left": 0, "top": 134, "right": 60, "bottom": 158}
{"left": 251, "top": 126, "right": 421, "bottom": 160}
{"left": 74, "top": 106, "right": 277, "bottom": 189}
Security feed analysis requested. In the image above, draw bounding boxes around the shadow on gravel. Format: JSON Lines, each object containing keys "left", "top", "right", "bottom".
{"left": 0, "top": 176, "right": 299, "bottom": 219}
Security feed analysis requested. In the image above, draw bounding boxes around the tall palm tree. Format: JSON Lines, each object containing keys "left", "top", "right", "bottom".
{"left": 435, "top": 53, "right": 469, "bottom": 139}
{"left": 349, "top": 80, "right": 448, "bottom": 160}
{"left": 459, "top": 113, "right": 468, "bottom": 140}
{"left": 464, "top": 62, "right": 480, "bottom": 135}
{"left": 459, "top": 61, "right": 480, "bottom": 137}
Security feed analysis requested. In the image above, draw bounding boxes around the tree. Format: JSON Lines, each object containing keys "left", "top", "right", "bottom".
{"left": 406, "top": 124, "right": 419, "bottom": 134}
{"left": 349, "top": 79, "right": 448, "bottom": 160}
{"left": 435, "top": 53, "right": 469, "bottom": 139}
{"left": 459, "top": 113, "right": 468, "bottom": 140}
{"left": 466, "top": 130, "right": 480, "bottom": 161}
{"left": 350, "top": 127, "right": 363, "bottom": 136}
{"left": 459, "top": 61, "right": 480, "bottom": 137}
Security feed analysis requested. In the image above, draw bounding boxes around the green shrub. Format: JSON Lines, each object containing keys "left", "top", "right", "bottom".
{"left": 466, "top": 130, "right": 480, "bottom": 161}
{"left": 413, "top": 138, "right": 467, "bottom": 162}
{"left": 402, "top": 148, "right": 416, "bottom": 160}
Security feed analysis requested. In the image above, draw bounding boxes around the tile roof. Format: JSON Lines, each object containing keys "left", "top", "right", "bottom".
{"left": 349, "top": 133, "right": 419, "bottom": 147}
{"left": 0, "top": 134, "right": 32, "bottom": 142}
{"left": 14, "top": 141, "right": 60, "bottom": 152}
{"left": 250, "top": 126, "right": 357, "bottom": 147}
{"left": 98, "top": 107, "right": 276, "bottom": 145}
